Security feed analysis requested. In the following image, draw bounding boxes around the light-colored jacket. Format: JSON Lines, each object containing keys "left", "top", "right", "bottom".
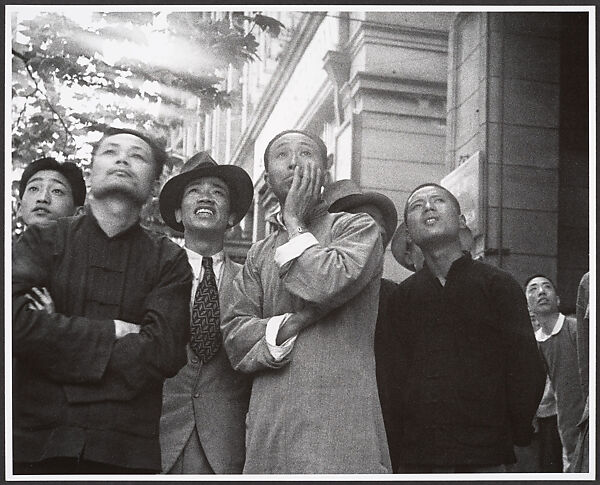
{"left": 160, "top": 255, "right": 250, "bottom": 473}
{"left": 222, "top": 206, "right": 392, "bottom": 474}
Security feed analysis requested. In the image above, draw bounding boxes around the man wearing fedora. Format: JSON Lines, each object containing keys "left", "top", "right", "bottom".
{"left": 158, "top": 152, "right": 253, "bottom": 474}
{"left": 221, "top": 130, "right": 391, "bottom": 473}
{"left": 12, "top": 127, "right": 192, "bottom": 474}
{"left": 322, "top": 179, "right": 398, "bottom": 251}
{"left": 322, "top": 179, "right": 401, "bottom": 466}
{"left": 388, "top": 183, "right": 545, "bottom": 473}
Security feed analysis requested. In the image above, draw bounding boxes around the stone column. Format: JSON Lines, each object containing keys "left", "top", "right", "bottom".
{"left": 447, "top": 12, "right": 561, "bottom": 285}
{"left": 345, "top": 12, "right": 453, "bottom": 281}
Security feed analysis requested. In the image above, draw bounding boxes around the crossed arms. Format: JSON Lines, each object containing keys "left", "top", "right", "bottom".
{"left": 12, "top": 222, "right": 192, "bottom": 402}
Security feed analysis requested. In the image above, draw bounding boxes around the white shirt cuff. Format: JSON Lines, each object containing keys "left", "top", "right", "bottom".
{"left": 274, "top": 232, "right": 319, "bottom": 267}
{"left": 265, "top": 313, "right": 297, "bottom": 361}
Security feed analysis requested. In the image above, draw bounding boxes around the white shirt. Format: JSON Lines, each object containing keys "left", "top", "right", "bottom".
{"left": 535, "top": 313, "right": 565, "bottom": 343}
{"left": 185, "top": 247, "right": 225, "bottom": 298}
{"left": 265, "top": 228, "right": 319, "bottom": 361}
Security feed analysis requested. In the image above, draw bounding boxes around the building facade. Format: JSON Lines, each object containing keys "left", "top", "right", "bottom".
{"left": 192, "top": 10, "right": 590, "bottom": 310}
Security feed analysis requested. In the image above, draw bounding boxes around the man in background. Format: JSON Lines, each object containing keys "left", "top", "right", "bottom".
{"left": 573, "top": 271, "right": 590, "bottom": 473}
{"left": 16, "top": 156, "right": 86, "bottom": 228}
{"left": 526, "top": 274, "right": 585, "bottom": 472}
{"left": 322, "top": 178, "right": 399, "bottom": 468}
{"left": 16, "top": 156, "right": 87, "bottom": 312}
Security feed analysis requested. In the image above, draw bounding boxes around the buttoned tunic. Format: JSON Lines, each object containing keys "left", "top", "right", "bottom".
{"left": 389, "top": 254, "right": 545, "bottom": 467}
{"left": 12, "top": 213, "right": 191, "bottom": 471}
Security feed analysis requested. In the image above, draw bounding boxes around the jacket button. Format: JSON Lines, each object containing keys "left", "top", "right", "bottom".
{"left": 194, "top": 392, "right": 200, "bottom": 398}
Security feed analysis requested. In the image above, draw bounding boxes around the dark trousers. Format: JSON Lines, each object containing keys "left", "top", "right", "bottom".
{"left": 14, "top": 457, "right": 155, "bottom": 475}
{"left": 538, "top": 415, "right": 563, "bottom": 472}
{"left": 508, "top": 415, "right": 563, "bottom": 473}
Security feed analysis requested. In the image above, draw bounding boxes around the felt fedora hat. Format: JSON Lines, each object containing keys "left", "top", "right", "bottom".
{"left": 323, "top": 179, "right": 398, "bottom": 246}
{"left": 391, "top": 222, "right": 420, "bottom": 271}
{"left": 159, "top": 151, "right": 253, "bottom": 233}
{"left": 391, "top": 221, "right": 475, "bottom": 271}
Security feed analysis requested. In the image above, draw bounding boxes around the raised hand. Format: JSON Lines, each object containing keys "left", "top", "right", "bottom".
{"left": 283, "top": 161, "right": 324, "bottom": 236}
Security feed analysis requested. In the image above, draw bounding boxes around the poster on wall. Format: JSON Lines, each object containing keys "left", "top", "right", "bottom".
{"left": 440, "top": 151, "right": 485, "bottom": 238}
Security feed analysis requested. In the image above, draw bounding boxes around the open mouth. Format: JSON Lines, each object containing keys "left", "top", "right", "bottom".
{"left": 32, "top": 207, "right": 50, "bottom": 215}
{"left": 424, "top": 217, "right": 438, "bottom": 226}
{"left": 194, "top": 207, "right": 215, "bottom": 216}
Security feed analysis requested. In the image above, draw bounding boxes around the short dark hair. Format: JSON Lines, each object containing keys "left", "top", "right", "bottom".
{"left": 19, "top": 157, "right": 86, "bottom": 207}
{"left": 524, "top": 273, "right": 557, "bottom": 291}
{"left": 404, "top": 183, "right": 461, "bottom": 222}
{"left": 91, "top": 127, "right": 168, "bottom": 178}
{"left": 263, "top": 130, "right": 328, "bottom": 171}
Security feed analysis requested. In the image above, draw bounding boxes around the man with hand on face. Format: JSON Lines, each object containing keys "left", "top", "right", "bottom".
{"left": 389, "top": 183, "right": 545, "bottom": 473}
{"left": 158, "top": 152, "right": 253, "bottom": 474}
{"left": 17, "top": 156, "right": 86, "bottom": 228}
{"left": 525, "top": 274, "right": 585, "bottom": 472}
{"left": 12, "top": 127, "right": 192, "bottom": 474}
{"left": 221, "top": 130, "right": 391, "bottom": 474}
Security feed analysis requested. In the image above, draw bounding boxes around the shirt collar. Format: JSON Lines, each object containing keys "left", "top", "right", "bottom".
{"left": 267, "top": 201, "right": 329, "bottom": 232}
{"left": 535, "top": 313, "right": 565, "bottom": 342}
{"left": 184, "top": 247, "right": 225, "bottom": 266}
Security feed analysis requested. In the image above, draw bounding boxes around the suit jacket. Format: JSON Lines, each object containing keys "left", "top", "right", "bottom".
{"left": 160, "top": 255, "right": 251, "bottom": 473}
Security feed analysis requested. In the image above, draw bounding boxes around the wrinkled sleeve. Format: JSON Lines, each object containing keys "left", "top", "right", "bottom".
{"left": 278, "top": 213, "right": 383, "bottom": 308}
{"left": 221, "top": 246, "right": 291, "bottom": 374}
{"left": 494, "top": 272, "right": 546, "bottom": 446}
{"left": 576, "top": 272, "right": 589, "bottom": 397}
{"left": 62, "top": 241, "right": 192, "bottom": 403}
{"left": 12, "top": 224, "right": 116, "bottom": 384}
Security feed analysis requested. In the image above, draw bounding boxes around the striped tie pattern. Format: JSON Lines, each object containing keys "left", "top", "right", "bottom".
{"left": 190, "top": 257, "right": 221, "bottom": 363}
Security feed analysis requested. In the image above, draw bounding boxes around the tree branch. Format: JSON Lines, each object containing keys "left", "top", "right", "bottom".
{"left": 12, "top": 49, "right": 75, "bottom": 151}
{"left": 15, "top": 99, "right": 29, "bottom": 130}
{"left": 12, "top": 48, "right": 28, "bottom": 63}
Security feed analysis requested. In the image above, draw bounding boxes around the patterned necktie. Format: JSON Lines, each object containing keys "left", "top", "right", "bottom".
{"left": 190, "top": 257, "right": 221, "bottom": 363}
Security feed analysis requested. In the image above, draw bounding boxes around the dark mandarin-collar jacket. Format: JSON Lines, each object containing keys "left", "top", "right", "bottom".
{"left": 12, "top": 212, "right": 192, "bottom": 471}
{"left": 387, "top": 253, "right": 545, "bottom": 468}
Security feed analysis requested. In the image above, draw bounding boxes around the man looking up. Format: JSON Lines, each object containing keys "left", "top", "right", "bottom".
{"left": 525, "top": 274, "right": 585, "bottom": 472}
{"left": 16, "top": 157, "right": 87, "bottom": 311}
{"left": 158, "top": 152, "right": 253, "bottom": 474}
{"left": 389, "top": 183, "right": 545, "bottom": 473}
{"left": 12, "top": 127, "right": 192, "bottom": 474}
{"left": 17, "top": 156, "right": 86, "bottom": 228}
{"left": 221, "top": 130, "right": 391, "bottom": 473}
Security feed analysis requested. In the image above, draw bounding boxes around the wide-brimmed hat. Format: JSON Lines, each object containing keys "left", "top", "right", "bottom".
{"left": 391, "top": 221, "right": 474, "bottom": 271}
{"left": 323, "top": 179, "right": 398, "bottom": 247}
{"left": 159, "top": 152, "right": 253, "bottom": 233}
